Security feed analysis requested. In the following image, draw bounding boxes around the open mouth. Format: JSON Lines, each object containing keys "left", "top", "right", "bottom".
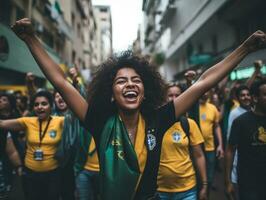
{"left": 123, "top": 91, "right": 138, "bottom": 101}
{"left": 36, "top": 110, "right": 46, "bottom": 116}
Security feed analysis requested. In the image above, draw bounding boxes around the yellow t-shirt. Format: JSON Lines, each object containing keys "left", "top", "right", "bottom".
{"left": 17, "top": 116, "right": 64, "bottom": 172}
{"left": 84, "top": 114, "right": 147, "bottom": 174}
{"left": 84, "top": 138, "right": 100, "bottom": 172}
{"left": 199, "top": 102, "right": 220, "bottom": 151}
{"left": 134, "top": 114, "right": 147, "bottom": 173}
{"left": 157, "top": 119, "right": 204, "bottom": 192}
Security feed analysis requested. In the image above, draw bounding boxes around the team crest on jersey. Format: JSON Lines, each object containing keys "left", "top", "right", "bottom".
{"left": 49, "top": 130, "right": 57, "bottom": 138}
{"left": 172, "top": 132, "right": 181, "bottom": 143}
{"left": 147, "top": 133, "right": 156, "bottom": 151}
{"left": 201, "top": 114, "right": 206, "bottom": 121}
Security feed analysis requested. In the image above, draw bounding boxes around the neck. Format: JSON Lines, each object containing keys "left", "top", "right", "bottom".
{"left": 118, "top": 109, "right": 139, "bottom": 130}
{"left": 39, "top": 116, "right": 50, "bottom": 122}
{"left": 240, "top": 104, "right": 251, "bottom": 111}
{"left": 200, "top": 100, "right": 207, "bottom": 105}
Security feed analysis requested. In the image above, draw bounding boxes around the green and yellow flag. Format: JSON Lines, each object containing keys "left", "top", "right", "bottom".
{"left": 99, "top": 115, "right": 141, "bottom": 200}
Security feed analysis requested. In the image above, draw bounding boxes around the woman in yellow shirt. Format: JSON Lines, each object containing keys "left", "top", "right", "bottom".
{"left": 0, "top": 90, "right": 64, "bottom": 200}
{"left": 157, "top": 84, "right": 207, "bottom": 200}
{"left": 11, "top": 18, "right": 266, "bottom": 200}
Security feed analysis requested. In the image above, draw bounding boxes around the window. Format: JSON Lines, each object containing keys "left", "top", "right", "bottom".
{"left": 77, "top": 23, "right": 81, "bottom": 38}
{"left": 212, "top": 35, "right": 217, "bottom": 54}
{"left": 72, "top": 50, "right": 76, "bottom": 64}
{"left": 71, "top": 13, "right": 75, "bottom": 28}
{"left": 197, "top": 43, "right": 203, "bottom": 54}
{"left": 100, "top": 8, "right": 107, "bottom": 12}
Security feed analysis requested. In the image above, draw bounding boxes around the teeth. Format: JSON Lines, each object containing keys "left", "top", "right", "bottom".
{"left": 124, "top": 91, "right": 137, "bottom": 96}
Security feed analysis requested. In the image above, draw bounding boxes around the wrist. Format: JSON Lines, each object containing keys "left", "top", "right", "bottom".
{"left": 24, "top": 35, "right": 37, "bottom": 45}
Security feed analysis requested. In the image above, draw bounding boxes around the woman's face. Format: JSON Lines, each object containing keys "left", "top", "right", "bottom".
{"left": 0, "top": 96, "right": 10, "bottom": 111}
{"left": 112, "top": 68, "right": 144, "bottom": 112}
{"left": 33, "top": 96, "right": 51, "bottom": 120}
{"left": 167, "top": 86, "right": 182, "bottom": 102}
{"left": 54, "top": 92, "right": 67, "bottom": 112}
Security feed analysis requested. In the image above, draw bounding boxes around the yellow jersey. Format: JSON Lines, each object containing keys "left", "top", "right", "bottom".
{"left": 157, "top": 119, "right": 204, "bottom": 192}
{"left": 17, "top": 116, "right": 64, "bottom": 172}
{"left": 199, "top": 102, "right": 220, "bottom": 151}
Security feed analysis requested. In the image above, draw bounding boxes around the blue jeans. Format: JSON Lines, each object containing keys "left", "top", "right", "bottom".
{"left": 76, "top": 169, "right": 99, "bottom": 200}
{"left": 205, "top": 151, "right": 215, "bottom": 185}
{"left": 158, "top": 187, "right": 197, "bottom": 200}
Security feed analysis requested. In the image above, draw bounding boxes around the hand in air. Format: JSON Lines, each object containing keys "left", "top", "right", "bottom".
{"left": 242, "top": 30, "right": 266, "bottom": 53}
{"left": 11, "top": 18, "right": 35, "bottom": 41}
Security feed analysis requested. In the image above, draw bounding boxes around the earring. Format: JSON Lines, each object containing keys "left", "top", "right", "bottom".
{"left": 111, "top": 96, "right": 114, "bottom": 102}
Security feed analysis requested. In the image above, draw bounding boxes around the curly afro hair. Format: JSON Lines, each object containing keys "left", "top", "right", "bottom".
{"left": 87, "top": 51, "right": 167, "bottom": 119}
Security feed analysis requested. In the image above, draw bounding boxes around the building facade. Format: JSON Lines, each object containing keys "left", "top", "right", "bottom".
{"left": 93, "top": 5, "right": 113, "bottom": 69}
{"left": 0, "top": 0, "right": 99, "bottom": 89}
{"left": 142, "top": 0, "right": 266, "bottom": 82}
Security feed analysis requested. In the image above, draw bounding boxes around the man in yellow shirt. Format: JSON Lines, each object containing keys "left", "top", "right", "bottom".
{"left": 199, "top": 92, "right": 224, "bottom": 187}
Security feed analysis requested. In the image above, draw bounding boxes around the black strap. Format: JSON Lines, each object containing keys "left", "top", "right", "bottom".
{"left": 180, "top": 116, "right": 190, "bottom": 139}
{"left": 38, "top": 117, "right": 52, "bottom": 147}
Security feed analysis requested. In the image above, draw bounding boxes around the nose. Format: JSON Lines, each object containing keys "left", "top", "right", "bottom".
{"left": 126, "top": 79, "right": 135, "bottom": 88}
{"left": 36, "top": 104, "right": 43, "bottom": 110}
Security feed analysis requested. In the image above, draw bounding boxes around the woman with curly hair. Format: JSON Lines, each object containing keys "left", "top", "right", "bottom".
{"left": 11, "top": 18, "right": 266, "bottom": 200}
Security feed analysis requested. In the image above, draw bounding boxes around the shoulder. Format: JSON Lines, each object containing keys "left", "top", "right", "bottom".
{"left": 233, "top": 111, "right": 252, "bottom": 124}
{"left": 51, "top": 116, "right": 65, "bottom": 125}
{"left": 206, "top": 102, "right": 218, "bottom": 111}
{"left": 17, "top": 116, "right": 37, "bottom": 123}
{"left": 187, "top": 118, "right": 196, "bottom": 125}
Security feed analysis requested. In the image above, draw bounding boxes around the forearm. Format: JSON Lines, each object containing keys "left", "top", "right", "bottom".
{"left": 194, "top": 153, "right": 207, "bottom": 183}
{"left": 26, "top": 81, "right": 37, "bottom": 98}
{"left": 6, "top": 138, "right": 22, "bottom": 168}
{"left": 197, "top": 45, "right": 248, "bottom": 91}
{"left": 24, "top": 36, "right": 67, "bottom": 89}
{"left": 192, "top": 145, "right": 207, "bottom": 183}
{"left": 246, "top": 69, "right": 260, "bottom": 88}
{"left": 8, "top": 150, "right": 22, "bottom": 167}
{"left": 0, "top": 119, "right": 24, "bottom": 131}
{"left": 225, "top": 146, "right": 235, "bottom": 184}
{"left": 215, "top": 125, "right": 223, "bottom": 147}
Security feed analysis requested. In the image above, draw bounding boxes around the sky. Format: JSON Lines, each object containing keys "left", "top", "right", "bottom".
{"left": 92, "top": 0, "right": 143, "bottom": 53}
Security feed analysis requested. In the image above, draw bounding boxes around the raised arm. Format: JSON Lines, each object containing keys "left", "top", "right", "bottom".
{"left": 12, "top": 18, "right": 88, "bottom": 121}
{"left": 0, "top": 119, "right": 25, "bottom": 132}
{"left": 246, "top": 60, "right": 263, "bottom": 88}
{"left": 173, "top": 30, "right": 266, "bottom": 118}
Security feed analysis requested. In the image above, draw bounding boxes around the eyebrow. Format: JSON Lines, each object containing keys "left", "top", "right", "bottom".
{"left": 114, "top": 75, "right": 141, "bottom": 82}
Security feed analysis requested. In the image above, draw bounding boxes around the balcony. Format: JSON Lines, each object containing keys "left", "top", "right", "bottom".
{"left": 44, "top": 1, "right": 73, "bottom": 40}
{"left": 160, "top": 0, "right": 177, "bottom": 26}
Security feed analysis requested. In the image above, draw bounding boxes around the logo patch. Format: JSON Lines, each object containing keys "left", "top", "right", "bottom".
{"left": 49, "top": 130, "right": 57, "bottom": 138}
{"left": 147, "top": 133, "right": 156, "bottom": 151}
{"left": 201, "top": 113, "right": 206, "bottom": 121}
{"left": 172, "top": 132, "right": 181, "bottom": 143}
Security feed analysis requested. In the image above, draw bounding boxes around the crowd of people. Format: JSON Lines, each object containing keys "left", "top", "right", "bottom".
{"left": 0, "top": 18, "right": 265, "bottom": 200}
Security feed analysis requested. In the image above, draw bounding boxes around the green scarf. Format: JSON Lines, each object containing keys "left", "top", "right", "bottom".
{"left": 99, "top": 115, "right": 141, "bottom": 200}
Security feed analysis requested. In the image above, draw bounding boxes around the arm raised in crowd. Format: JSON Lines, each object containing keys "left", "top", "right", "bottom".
{"left": 246, "top": 60, "right": 263, "bottom": 88}
{"left": 12, "top": 18, "right": 88, "bottom": 122}
{"left": 173, "top": 30, "right": 266, "bottom": 118}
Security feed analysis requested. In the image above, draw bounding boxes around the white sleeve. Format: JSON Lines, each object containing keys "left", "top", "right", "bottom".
{"left": 6, "top": 131, "right": 12, "bottom": 139}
